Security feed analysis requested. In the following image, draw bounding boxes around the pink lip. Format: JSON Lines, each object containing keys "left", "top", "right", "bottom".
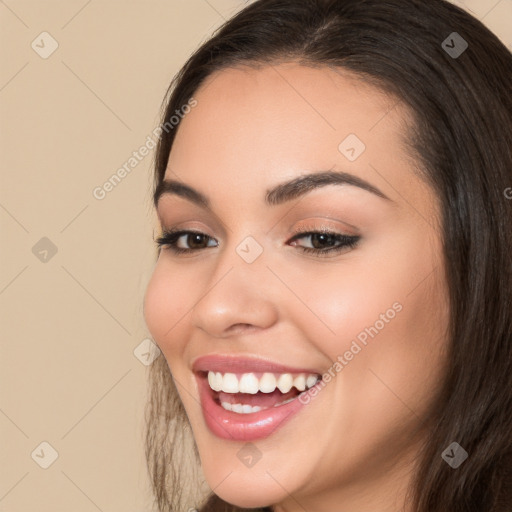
{"left": 196, "top": 373, "right": 308, "bottom": 441}
{"left": 192, "top": 354, "right": 322, "bottom": 375}
{"left": 192, "top": 354, "right": 323, "bottom": 442}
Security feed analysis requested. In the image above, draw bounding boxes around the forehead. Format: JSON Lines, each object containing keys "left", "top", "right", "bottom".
{"left": 168, "top": 63, "right": 410, "bottom": 166}
{"left": 164, "top": 63, "right": 426, "bottom": 211}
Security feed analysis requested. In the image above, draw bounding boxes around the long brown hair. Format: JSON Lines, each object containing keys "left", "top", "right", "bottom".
{"left": 144, "top": 1, "right": 512, "bottom": 510}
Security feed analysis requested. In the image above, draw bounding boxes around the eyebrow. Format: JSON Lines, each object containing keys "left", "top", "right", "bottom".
{"left": 153, "top": 169, "right": 391, "bottom": 209}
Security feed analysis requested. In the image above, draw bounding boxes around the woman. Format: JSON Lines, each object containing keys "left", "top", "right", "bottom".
{"left": 143, "top": 0, "right": 512, "bottom": 510}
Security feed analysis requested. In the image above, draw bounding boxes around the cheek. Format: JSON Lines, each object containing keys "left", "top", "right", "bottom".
{"left": 278, "top": 249, "right": 448, "bottom": 484}
{"left": 143, "top": 261, "right": 191, "bottom": 359}
{"left": 278, "top": 259, "right": 408, "bottom": 360}
{"left": 286, "top": 234, "right": 448, "bottom": 411}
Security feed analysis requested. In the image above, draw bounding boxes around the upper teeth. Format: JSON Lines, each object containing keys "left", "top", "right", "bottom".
{"left": 207, "top": 371, "right": 320, "bottom": 394}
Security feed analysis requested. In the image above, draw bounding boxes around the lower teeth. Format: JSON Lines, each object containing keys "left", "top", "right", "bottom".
{"left": 221, "top": 396, "right": 296, "bottom": 413}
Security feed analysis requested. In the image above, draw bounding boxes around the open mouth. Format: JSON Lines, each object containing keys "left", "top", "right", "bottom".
{"left": 205, "top": 371, "right": 321, "bottom": 414}
{"left": 192, "top": 355, "right": 325, "bottom": 441}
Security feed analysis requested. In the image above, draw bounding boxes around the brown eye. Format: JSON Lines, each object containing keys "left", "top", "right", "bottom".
{"left": 180, "top": 233, "right": 210, "bottom": 250}
{"left": 288, "top": 230, "right": 360, "bottom": 256}
{"left": 308, "top": 233, "right": 338, "bottom": 249}
{"left": 155, "top": 230, "right": 218, "bottom": 254}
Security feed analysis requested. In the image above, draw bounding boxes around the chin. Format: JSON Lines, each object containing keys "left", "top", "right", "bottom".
{"left": 203, "top": 472, "right": 284, "bottom": 509}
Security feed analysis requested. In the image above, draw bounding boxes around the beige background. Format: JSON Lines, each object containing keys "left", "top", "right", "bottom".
{"left": 0, "top": 1, "right": 510, "bottom": 511}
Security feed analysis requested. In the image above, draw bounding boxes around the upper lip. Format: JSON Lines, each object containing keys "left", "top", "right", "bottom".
{"left": 192, "top": 354, "right": 322, "bottom": 375}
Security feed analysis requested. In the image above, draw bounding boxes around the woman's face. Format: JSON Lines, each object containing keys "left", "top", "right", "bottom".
{"left": 144, "top": 63, "right": 449, "bottom": 511}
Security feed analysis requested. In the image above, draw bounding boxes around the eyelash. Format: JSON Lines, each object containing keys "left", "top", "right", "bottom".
{"left": 154, "top": 227, "right": 360, "bottom": 257}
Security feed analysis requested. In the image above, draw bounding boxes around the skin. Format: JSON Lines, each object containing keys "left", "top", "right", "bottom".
{"left": 143, "top": 63, "right": 450, "bottom": 512}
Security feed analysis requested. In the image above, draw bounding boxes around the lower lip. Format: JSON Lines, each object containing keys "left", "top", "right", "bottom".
{"left": 196, "top": 374, "right": 310, "bottom": 441}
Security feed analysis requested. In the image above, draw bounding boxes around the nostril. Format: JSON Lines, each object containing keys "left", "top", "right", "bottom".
{"left": 227, "top": 323, "right": 257, "bottom": 335}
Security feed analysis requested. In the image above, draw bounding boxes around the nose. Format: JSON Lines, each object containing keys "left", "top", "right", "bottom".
{"left": 190, "top": 246, "right": 279, "bottom": 338}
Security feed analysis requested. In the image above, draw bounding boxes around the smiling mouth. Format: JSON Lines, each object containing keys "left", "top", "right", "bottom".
{"left": 205, "top": 370, "right": 321, "bottom": 414}
{"left": 192, "top": 354, "right": 326, "bottom": 440}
